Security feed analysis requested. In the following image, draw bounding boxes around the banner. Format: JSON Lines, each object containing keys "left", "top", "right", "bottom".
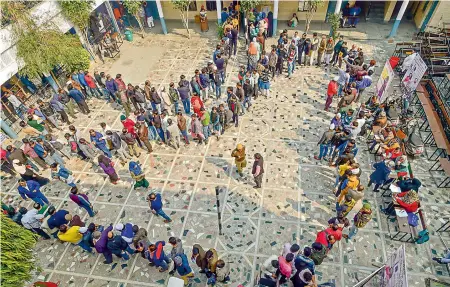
{"left": 376, "top": 60, "right": 395, "bottom": 102}
{"left": 402, "top": 54, "right": 428, "bottom": 93}
{"left": 353, "top": 245, "right": 408, "bottom": 287}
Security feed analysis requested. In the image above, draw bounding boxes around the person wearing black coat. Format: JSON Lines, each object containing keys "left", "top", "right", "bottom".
{"left": 107, "top": 231, "right": 133, "bottom": 261}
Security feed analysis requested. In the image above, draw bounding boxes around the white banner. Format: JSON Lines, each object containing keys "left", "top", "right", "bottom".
{"left": 402, "top": 54, "right": 428, "bottom": 93}
{"left": 376, "top": 60, "right": 395, "bottom": 103}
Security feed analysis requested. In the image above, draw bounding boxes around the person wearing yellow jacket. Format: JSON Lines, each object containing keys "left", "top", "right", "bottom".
{"left": 58, "top": 225, "right": 93, "bottom": 253}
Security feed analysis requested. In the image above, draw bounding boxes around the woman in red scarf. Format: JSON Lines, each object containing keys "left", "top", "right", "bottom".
{"left": 190, "top": 92, "right": 204, "bottom": 117}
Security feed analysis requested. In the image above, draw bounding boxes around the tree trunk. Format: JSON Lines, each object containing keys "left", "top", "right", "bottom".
{"left": 134, "top": 13, "right": 145, "bottom": 38}
{"left": 186, "top": 9, "right": 190, "bottom": 39}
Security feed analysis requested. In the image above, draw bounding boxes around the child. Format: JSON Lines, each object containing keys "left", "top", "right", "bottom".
{"left": 129, "top": 161, "right": 149, "bottom": 189}
{"left": 69, "top": 186, "right": 97, "bottom": 217}
{"left": 50, "top": 163, "right": 76, "bottom": 187}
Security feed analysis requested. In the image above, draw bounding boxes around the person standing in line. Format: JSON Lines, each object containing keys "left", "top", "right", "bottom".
{"left": 177, "top": 81, "right": 191, "bottom": 115}
{"left": 68, "top": 84, "right": 90, "bottom": 115}
{"left": 120, "top": 128, "right": 141, "bottom": 157}
{"left": 105, "top": 130, "right": 130, "bottom": 165}
{"left": 5, "top": 90, "right": 28, "bottom": 119}
{"left": 190, "top": 113, "right": 206, "bottom": 145}
{"left": 314, "top": 124, "right": 336, "bottom": 161}
{"left": 89, "top": 129, "right": 112, "bottom": 158}
{"left": 50, "top": 163, "right": 75, "bottom": 187}
{"left": 36, "top": 99, "right": 60, "bottom": 130}
{"left": 168, "top": 82, "right": 181, "bottom": 114}
{"left": 231, "top": 144, "right": 246, "bottom": 177}
{"left": 135, "top": 123, "right": 153, "bottom": 154}
{"left": 107, "top": 231, "right": 133, "bottom": 261}
{"left": 166, "top": 118, "right": 181, "bottom": 149}
{"left": 252, "top": 153, "right": 264, "bottom": 189}
{"left": 309, "top": 32, "right": 319, "bottom": 66}
{"left": 94, "top": 224, "right": 114, "bottom": 264}
{"left": 343, "top": 203, "right": 372, "bottom": 240}
{"left": 324, "top": 76, "right": 338, "bottom": 112}
{"left": 115, "top": 74, "right": 130, "bottom": 116}
{"left": 44, "top": 206, "right": 69, "bottom": 238}
{"left": 331, "top": 35, "right": 344, "bottom": 66}
{"left": 147, "top": 192, "right": 172, "bottom": 223}
{"left": 150, "top": 87, "right": 162, "bottom": 114}
{"left": 105, "top": 74, "right": 119, "bottom": 103}
{"left": 17, "top": 179, "right": 49, "bottom": 206}
{"left": 69, "top": 186, "right": 97, "bottom": 217}
{"left": 148, "top": 241, "right": 172, "bottom": 272}
{"left": 191, "top": 244, "right": 208, "bottom": 272}
{"left": 50, "top": 93, "right": 71, "bottom": 124}
{"left": 168, "top": 236, "right": 185, "bottom": 275}
{"left": 259, "top": 68, "right": 271, "bottom": 98}
{"left": 21, "top": 204, "right": 50, "bottom": 239}
{"left": 324, "top": 36, "right": 334, "bottom": 68}
{"left": 243, "top": 79, "right": 253, "bottom": 112}
{"left": 58, "top": 224, "right": 93, "bottom": 253}
{"left": 98, "top": 155, "right": 119, "bottom": 184}
{"left": 84, "top": 71, "right": 102, "bottom": 98}
{"left": 214, "top": 53, "right": 226, "bottom": 83}
{"left": 173, "top": 254, "right": 195, "bottom": 285}
{"left": 36, "top": 138, "right": 65, "bottom": 167}
{"left": 177, "top": 112, "right": 190, "bottom": 145}
{"left": 317, "top": 35, "right": 326, "bottom": 66}
{"left": 22, "top": 138, "right": 48, "bottom": 169}
{"left": 268, "top": 48, "right": 278, "bottom": 79}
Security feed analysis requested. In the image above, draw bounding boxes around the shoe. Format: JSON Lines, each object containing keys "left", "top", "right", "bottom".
{"left": 169, "top": 270, "right": 176, "bottom": 275}
{"left": 239, "top": 172, "right": 244, "bottom": 177}
{"left": 313, "top": 156, "right": 321, "bottom": 160}
{"left": 163, "top": 219, "right": 172, "bottom": 223}
{"left": 253, "top": 186, "right": 261, "bottom": 189}
{"left": 432, "top": 257, "right": 443, "bottom": 264}
{"left": 103, "top": 261, "right": 112, "bottom": 264}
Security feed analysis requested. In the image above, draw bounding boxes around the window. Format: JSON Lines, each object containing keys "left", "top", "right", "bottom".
{"left": 188, "top": 1, "right": 197, "bottom": 11}
{"left": 206, "top": 0, "right": 219, "bottom": 11}
{"left": 298, "top": 0, "right": 308, "bottom": 12}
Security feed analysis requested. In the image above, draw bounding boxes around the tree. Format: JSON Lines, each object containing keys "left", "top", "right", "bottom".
{"left": 1, "top": 214, "right": 39, "bottom": 287}
{"left": 171, "top": 0, "right": 191, "bottom": 39}
{"left": 305, "top": 0, "right": 324, "bottom": 33}
{"left": 327, "top": 12, "right": 342, "bottom": 40}
{"left": 122, "top": 0, "right": 145, "bottom": 38}
{"left": 239, "top": 0, "right": 261, "bottom": 44}
{"left": 59, "top": 0, "right": 96, "bottom": 56}
{"left": 2, "top": 1, "right": 91, "bottom": 79}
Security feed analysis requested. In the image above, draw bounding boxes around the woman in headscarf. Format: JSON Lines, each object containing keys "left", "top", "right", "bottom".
{"left": 395, "top": 189, "right": 420, "bottom": 213}
{"left": 288, "top": 13, "right": 299, "bottom": 28}
{"left": 199, "top": 5, "right": 209, "bottom": 32}
{"left": 13, "top": 160, "right": 50, "bottom": 186}
{"left": 129, "top": 161, "right": 148, "bottom": 189}
{"left": 191, "top": 244, "right": 208, "bottom": 271}
{"left": 98, "top": 155, "right": 119, "bottom": 184}
{"left": 248, "top": 38, "right": 260, "bottom": 71}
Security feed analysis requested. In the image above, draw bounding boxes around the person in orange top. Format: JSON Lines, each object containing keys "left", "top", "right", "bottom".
{"left": 325, "top": 76, "right": 338, "bottom": 111}
{"left": 190, "top": 92, "right": 204, "bottom": 118}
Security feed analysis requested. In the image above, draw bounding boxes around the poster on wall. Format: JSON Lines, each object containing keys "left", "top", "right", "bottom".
{"left": 402, "top": 54, "right": 428, "bottom": 93}
{"left": 376, "top": 60, "right": 395, "bottom": 102}
{"left": 353, "top": 245, "right": 408, "bottom": 287}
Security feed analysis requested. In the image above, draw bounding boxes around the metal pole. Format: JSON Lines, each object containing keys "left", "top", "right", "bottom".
{"left": 215, "top": 186, "right": 223, "bottom": 235}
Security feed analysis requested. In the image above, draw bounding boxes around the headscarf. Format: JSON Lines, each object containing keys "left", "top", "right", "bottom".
{"left": 362, "top": 203, "right": 371, "bottom": 210}
{"left": 129, "top": 161, "right": 142, "bottom": 175}
{"left": 97, "top": 155, "right": 111, "bottom": 166}
{"left": 12, "top": 159, "right": 26, "bottom": 174}
{"left": 402, "top": 190, "right": 419, "bottom": 204}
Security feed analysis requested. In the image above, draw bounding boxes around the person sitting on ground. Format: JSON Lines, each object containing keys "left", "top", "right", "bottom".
{"left": 288, "top": 13, "right": 299, "bottom": 27}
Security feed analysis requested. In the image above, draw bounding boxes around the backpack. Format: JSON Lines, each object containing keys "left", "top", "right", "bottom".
{"left": 310, "top": 247, "right": 327, "bottom": 265}
{"left": 415, "top": 229, "right": 429, "bottom": 244}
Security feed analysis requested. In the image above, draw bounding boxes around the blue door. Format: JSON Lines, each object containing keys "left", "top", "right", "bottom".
{"left": 145, "top": 0, "right": 160, "bottom": 20}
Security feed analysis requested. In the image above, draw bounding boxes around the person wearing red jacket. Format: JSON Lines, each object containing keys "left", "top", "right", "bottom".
{"left": 315, "top": 230, "right": 336, "bottom": 253}
{"left": 325, "top": 76, "right": 338, "bottom": 111}
{"left": 84, "top": 71, "right": 102, "bottom": 98}
{"left": 190, "top": 92, "right": 204, "bottom": 117}
{"left": 395, "top": 190, "right": 420, "bottom": 213}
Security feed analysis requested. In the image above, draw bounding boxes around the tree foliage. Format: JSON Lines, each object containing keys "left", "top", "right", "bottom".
{"left": 171, "top": 0, "right": 192, "bottom": 38}
{"left": 328, "top": 12, "right": 341, "bottom": 40}
{"left": 305, "top": 0, "right": 324, "bottom": 33}
{"left": 59, "top": 0, "right": 93, "bottom": 31}
{"left": 1, "top": 214, "right": 39, "bottom": 287}
{"left": 3, "top": 1, "right": 91, "bottom": 79}
{"left": 123, "top": 0, "right": 145, "bottom": 37}
{"left": 239, "top": 0, "right": 261, "bottom": 12}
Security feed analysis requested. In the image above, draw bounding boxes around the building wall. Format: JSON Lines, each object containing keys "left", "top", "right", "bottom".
{"left": 161, "top": 0, "right": 329, "bottom": 21}
{"left": 413, "top": 1, "right": 433, "bottom": 28}
{"left": 384, "top": 1, "right": 396, "bottom": 22}
{"left": 427, "top": 1, "right": 450, "bottom": 28}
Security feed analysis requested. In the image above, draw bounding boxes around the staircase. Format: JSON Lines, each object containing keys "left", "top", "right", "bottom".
{"left": 366, "top": 1, "right": 385, "bottom": 21}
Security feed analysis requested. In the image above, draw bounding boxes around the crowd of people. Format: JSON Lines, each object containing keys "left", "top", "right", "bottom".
{"left": 0, "top": 10, "right": 433, "bottom": 286}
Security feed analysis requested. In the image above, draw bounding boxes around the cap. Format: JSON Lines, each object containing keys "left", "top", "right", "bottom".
{"left": 329, "top": 123, "right": 335, "bottom": 130}
{"left": 120, "top": 115, "right": 126, "bottom": 121}
{"left": 333, "top": 76, "right": 339, "bottom": 82}
{"left": 336, "top": 113, "right": 341, "bottom": 118}
{"left": 363, "top": 203, "right": 371, "bottom": 210}
{"left": 115, "top": 223, "right": 124, "bottom": 231}
{"left": 236, "top": 144, "right": 243, "bottom": 150}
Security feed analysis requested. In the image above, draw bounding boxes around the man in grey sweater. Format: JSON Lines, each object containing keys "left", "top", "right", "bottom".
{"left": 314, "top": 124, "right": 336, "bottom": 161}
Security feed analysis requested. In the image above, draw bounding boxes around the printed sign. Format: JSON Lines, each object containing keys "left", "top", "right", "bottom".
{"left": 376, "top": 60, "right": 395, "bottom": 102}
{"left": 402, "top": 54, "right": 427, "bottom": 93}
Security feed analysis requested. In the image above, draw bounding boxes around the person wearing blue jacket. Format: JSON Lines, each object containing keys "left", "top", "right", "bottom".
{"left": 89, "top": 129, "right": 112, "bottom": 158}
{"left": 50, "top": 163, "right": 76, "bottom": 187}
{"left": 147, "top": 193, "right": 172, "bottom": 223}
{"left": 46, "top": 206, "right": 69, "bottom": 238}
{"left": 148, "top": 241, "right": 171, "bottom": 271}
{"left": 17, "top": 179, "right": 49, "bottom": 206}
{"left": 105, "top": 74, "right": 119, "bottom": 103}
{"left": 368, "top": 160, "right": 395, "bottom": 192}
{"left": 68, "top": 84, "right": 90, "bottom": 114}
{"left": 107, "top": 231, "right": 132, "bottom": 261}
{"left": 174, "top": 254, "right": 195, "bottom": 285}
{"left": 115, "top": 223, "right": 136, "bottom": 254}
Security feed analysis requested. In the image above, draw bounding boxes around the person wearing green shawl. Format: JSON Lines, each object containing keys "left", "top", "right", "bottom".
{"left": 344, "top": 202, "right": 372, "bottom": 240}
{"left": 129, "top": 161, "right": 149, "bottom": 189}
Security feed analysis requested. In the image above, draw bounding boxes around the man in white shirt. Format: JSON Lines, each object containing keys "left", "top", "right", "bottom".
{"left": 21, "top": 203, "right": 50, "bottom": 239}
{"left": 5, "top": 91, "right": 28, "bottom": 119}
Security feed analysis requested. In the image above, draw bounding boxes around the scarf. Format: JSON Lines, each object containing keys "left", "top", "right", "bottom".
{"left": 129, "top": 161, "right": 142, "bottom": 176}
{"left": 402, "top": 190, "right": 419, "bottom": 204}
{"left": 98, "top": 155, "right": 111, "bottom": 166}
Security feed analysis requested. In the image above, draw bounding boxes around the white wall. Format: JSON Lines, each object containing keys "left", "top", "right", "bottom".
{"left": 0, "top": 0, "right": 105, "bottom": 85}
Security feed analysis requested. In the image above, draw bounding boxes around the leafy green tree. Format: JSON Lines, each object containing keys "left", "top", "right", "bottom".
{"left": 239, "top": 0, "right": 261, "bottom": 43}
{"left": 59, "top": 0, "right": 95, "bottom": 55}
{"left": 1, "top": 214, "right": 39, "bottom": 287}
{"left": 2, "top": 1, "right": 91, "bottom": 79}
{"left": 171, "top": 0, "right": 192, "bottom": 38}
{"left": 327, "top": 12, "right": 342, "bottom": 40}
{"left": 122, "top": 0, "right": 145, "bottom": 38}
{"left": 305, "top": 0, "right": 324, "bottom": 33}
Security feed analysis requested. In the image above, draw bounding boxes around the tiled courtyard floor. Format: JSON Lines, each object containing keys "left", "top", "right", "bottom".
{"left": 1, "top": 25, "right": 449, "bottom": 287}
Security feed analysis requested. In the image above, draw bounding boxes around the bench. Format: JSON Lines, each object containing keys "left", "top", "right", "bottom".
{"left": 437, "top": 158, "right": 450, "bottom": 188}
